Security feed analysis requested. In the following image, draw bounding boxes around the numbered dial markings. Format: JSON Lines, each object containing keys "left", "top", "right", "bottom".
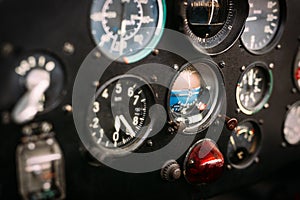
{"left": 90, "top": 0, "right": 166, "bottom": 63}
{"left": 88, "top": 75, "right": 153, "bottom": 151}
{"left": 236, "top": 63, "right": 273, "bottom": 115}
{"left": 227, "top": 120, "right": 262, "bottom": 168}
{"left": 181, "top": 0, "right": 249, "bottom": 54}
{"left": 241, "top": 0, "right": 284, "bottom": 53}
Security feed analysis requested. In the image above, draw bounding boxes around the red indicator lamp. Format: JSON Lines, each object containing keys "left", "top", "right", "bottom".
{"left": 184, "top": 139, "right": 224, "bottom": 184}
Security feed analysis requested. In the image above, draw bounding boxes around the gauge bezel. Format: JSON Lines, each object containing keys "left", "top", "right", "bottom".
{"left": 241, "top": 0, "right": 287, "bottom": 55}
{"left": 89, "top": 0, "right": 167, "bottom": 64}
{"left": 180, "top": 0, "right": 249, "bottom": 55}
{"left": 293, "top": 46, "right": 300, "bottom": 92}
{"left": 236, "top": 62, "right": 274, "bottom": 115}
{"left": 282, "top": 101, "right": 300, "bottom": 145}
{"left": 226, "top": 119, "right": 262, "bottom": 169}
{"left": 86, "top": 74, "right": 155, "bottom": 157}
{"left": 167, "top": 59, "right": 225, "bottom": 134}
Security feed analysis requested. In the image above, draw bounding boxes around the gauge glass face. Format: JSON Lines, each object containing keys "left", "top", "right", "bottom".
{"left": 227, "top": 120, "right": 261, "bottom": 168}
{"left": 88, "top": 75, "right": 153, "bottom": 153}
{"left": 182, "top": 0, "right": 249, "bottom": 54}
{"left": 241, "top": 0, "right": 282, "bottom": 53}
{"left": 169, "top": 63, "right": 222, "bottom": 133}
{"left": 283, "top": 101, "right": 300, "bottom": 145}
{"left": 294, "top": 49, "right": 300, "bottom": 91}
{"left": 236, "top": 63, "right": 273, "bottom": 115}
{"left": 90, "top": 0, "right": 166, "bottom": 63}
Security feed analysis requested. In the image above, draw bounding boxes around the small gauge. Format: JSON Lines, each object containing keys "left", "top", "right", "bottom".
{"left": 241, "top": 0, "right": 286, "bottom": 54}
{"left": 283, "top": 101, "right": 300, "bottom": 145}
{"left": 293, "top": 47, "right": 300, "bottom": 91}
{"left": 88, "top": 75, "right": 154, "bottom": 155}
{"left": 236, "top": 62, "right": 273, "bottom": 115}
{"left": 12, "top": 53, "right": 65, "bottom": 124}
{"left": 181, "top": 0, "right": 249, "bottom": 55}
{"left": 90, "top": 0, "right": 166, "bottom": 63}
{"left": 227, "top": 120, "right": 262, "bottom": 169}
{"left": 168, "top": 60, "right": 224, "bottom": 133}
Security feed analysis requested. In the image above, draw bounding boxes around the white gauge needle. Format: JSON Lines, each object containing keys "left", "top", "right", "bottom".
{"left": 246, "top": 16, "right": 258, "bottom": 22}
{"left": 119, "top": 114, "right": 136, "bottom": 137}
{"left": 119, "top": 19, "right": 127, "bottom": 55}
{"left": 114, "top": 115, "right": 121, "bottom": 133}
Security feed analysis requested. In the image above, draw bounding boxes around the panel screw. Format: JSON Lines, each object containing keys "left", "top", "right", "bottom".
{"left": 63, "top": 42, "right": 75, "bottom": 55}
{"left": 146, "top": 140, "right": 153, "bottom": 147}
{"left": 241, "top": 66, "right": 246, "bottom": 71}
{"left": 236, "top": 108, "right": 241, "bottom": 114}
{"left": 1, "top": 43, "right": 14, "bottom": 56}
{"left": 269, "top": 63, "right": 275, "bottom": 69}
{"left": 1, "top": 112, "right": 10, "bottom": 124}
{"left": 173, "top": 64, "right": 179, "bottom": 71}
{"left": 281, "top": 142, "right": 287, "bottom": 148}
{"left": 227, "top": 165, "right": 232, "bottom": 170}
{"left": 254, "top": 157, "right": 259, "bottom": 163}
{"left": 152, "top": 49, "right": 159, "bottom": 56}
{"left": 41, "top": 122, "right": 53, "bottom": 133}
{"left": 276, "top": 44, "right": 282, "bottom": 49}
{"left": 259, "top": 119, "right": 264, "bottom": 125}
{"left": 151, "top": 75, "right": 158, "bottom": 82}
{"left": 93, "top": 51, "right": 101, "bottom": 59}
{"left": 93, "top": 81, "right": 100, "bottom": 87}
{"left": 63, "top": 104, "right": 73, "bottom": 113}
{"left": 264, "top": 103, "right": 270, "bottom": 109}
{"left": 292, "top": 88, "right": 298, "bottom": 93}
{"left": 219, "top": 61, "right": 226, "bottom": 68}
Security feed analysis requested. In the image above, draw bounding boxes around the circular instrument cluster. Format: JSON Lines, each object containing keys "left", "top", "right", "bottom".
{"left": 88, "top": 75, "right": 154, "bottom": 155}
{"left": 236, "top": 62, "right": 273, "bottom": 115}
{"left": 90, "top": 0, "right": 166, "bottom": 63}
{"left": 168, "top": 60, "right": 224, "bottom": 133}
{"left": 227, "top": 120, "right": 262, "bottom": 169}
{"left": 180, "top": 0, "right": 249, "bottom": 54}
{"left": 241, "top": 0, "right": 286, "bottom": 54}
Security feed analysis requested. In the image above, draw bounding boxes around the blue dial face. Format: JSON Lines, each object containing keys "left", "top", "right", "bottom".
{"left": 90, "top": 0, "right": 166, "bottom": 63}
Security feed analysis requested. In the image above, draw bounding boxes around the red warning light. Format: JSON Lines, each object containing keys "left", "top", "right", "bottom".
{"left": 184, "top": 139, "right": 224, "bottom": 184}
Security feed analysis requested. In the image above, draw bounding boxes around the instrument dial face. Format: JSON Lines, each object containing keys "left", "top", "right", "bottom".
{"left": 294, "top": 48, "right": 300, "bottom": 91}
{"left": 168, "top": 61, "right": 223, "bottom": 133}
{"left": 88, "top": 75, "right": 153, "bottom": 153}
{"left": 227, "top": 120, "right": 262, "bottom": 168}
{"left": 283, "top": 101, "right": 300, "bottom": 145}
{"left": 90, "top": 0, "right": 166, "bottom": 63}
{"left": 241, "top": 0, "right": 284, "bottom": 54}
{"left": 236, "top": 62, "right": 273, "bottom": 115}
{"left": 181, "top": 0, "right": 249, "bottom": 54}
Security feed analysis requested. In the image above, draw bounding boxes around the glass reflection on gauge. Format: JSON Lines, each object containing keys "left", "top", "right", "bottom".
{"left": 241, "top": 0, "right": 285, "bottom": 54}
{"left": 227, "top": 120, "right": 262, "bottom": 169}
{"left": 168, "top": 61, "right": 224, "bottom": 133}
{"left": 90, "top": 0, "right": 166, "bottom": 63}
{"left": 283, "top": 101, "right": 300, "bottom": 145}
{"left": 236, "top": 62, "right": 273, "bottom": 115}
{"left": 87, "top": 75, "right": 154, "bottom": 155}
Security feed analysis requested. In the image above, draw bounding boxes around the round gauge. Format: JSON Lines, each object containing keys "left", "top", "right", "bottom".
{"left": 283, "top": 101, "right": 300, "bottom": 145}
{"left": 236, "top": 62, "right": 273, "bottom": 115}
{"left": 227, "top": 120, "right": 262, "bottom": 169}
{"left": 87, "top": 75, "right": 154, "bottom": 155}
{"left": 168, "top": 60, "right": 224, "bottom": 133}
{"left": 11, "top": 53, "right": 65, "bottom": 123}
{"left": 293, "top": 47, "right": 300, "bottom": 91}
{"left": 241, "top": 0, "right": 286, "bottom": 54}
{"left": 181, "top": 0, "right": 249, "bottom": 55}
{"left": 90, "top": 0, "right": 166, "bottom": 64}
